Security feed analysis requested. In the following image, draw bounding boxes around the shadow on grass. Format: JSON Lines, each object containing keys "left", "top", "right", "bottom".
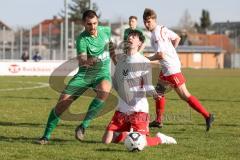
{"left": 1, "top": 95, "right": 240, "bottom": 103}
{"left": 167, "top": 97, "right": 240, "bottom": 103}
{"left": 0, "top": 121, "right": 76, "bottom": 128}
{"left": 0, "top": 136, "right": 73, "bottom": 144}
{"left": 79, "top": 140, "right": 103, "bottom": 144}
{"left": 0, "top": 95, "right": 54, "bottom": 101}
{"left": 0, "top": 121, "right": 109, "bottom": 133}
{"left": 95, "top": 148, "right": 126, "bottom": 152}
{"left": 164, "top": 122, "right": 240, "bottom": 127}
{"left": 0, "top": 121, "right": 43, "bottom": 127}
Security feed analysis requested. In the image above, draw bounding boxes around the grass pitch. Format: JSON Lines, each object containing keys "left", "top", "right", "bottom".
{"left": 0, "top": 69, "right": 240, "bottom": 160}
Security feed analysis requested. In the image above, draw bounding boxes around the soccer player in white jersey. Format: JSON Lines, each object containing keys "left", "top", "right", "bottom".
{"left": 102, "top": 30, "right": 177, "bottom": 146}
{"left": 143, "top": 8, "right": 214, "bottom": 131}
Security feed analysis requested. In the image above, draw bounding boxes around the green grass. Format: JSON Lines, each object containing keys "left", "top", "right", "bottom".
{"left": 0, "top": 69, "right": 240, "bottom": 160}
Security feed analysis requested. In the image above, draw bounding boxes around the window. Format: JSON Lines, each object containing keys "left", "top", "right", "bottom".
{"left": 193, "top": 53, "right": 201, "bottom": 62}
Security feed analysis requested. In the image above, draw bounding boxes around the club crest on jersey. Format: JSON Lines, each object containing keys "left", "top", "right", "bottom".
{"left": 122, "top": 69, "right": 129, "bottom": 76}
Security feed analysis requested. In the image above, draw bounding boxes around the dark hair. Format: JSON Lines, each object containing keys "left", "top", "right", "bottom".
{"left": 128, "top": 30, "right": 145, "bottom": 43}
{"left": 129, "top": 16, "right": 138, "bottom": 21}
{"left": 143, "top": 8, "right": 157, "bottom": 21}
{"left": 82, "top": 10, "right": 98, "bottom": 21}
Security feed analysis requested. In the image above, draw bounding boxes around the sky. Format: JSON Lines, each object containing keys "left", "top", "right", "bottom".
{"left": 0, "top": 0, "right": 239, "bottom": 29}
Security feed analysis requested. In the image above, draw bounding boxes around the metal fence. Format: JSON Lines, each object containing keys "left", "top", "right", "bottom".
{"left": 0, "top": 22, "right": 80, "bottom": 61}
{"left": 224, "top": 53, "right": 240, "bottom": 68}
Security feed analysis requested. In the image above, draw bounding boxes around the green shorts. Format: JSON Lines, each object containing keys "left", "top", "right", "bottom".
{"left": 63, "top": 62, "right": 111, "bottom": 97}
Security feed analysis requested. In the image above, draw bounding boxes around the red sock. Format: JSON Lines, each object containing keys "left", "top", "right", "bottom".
{"left": 113, "top": 132, "right": 128, "bottom": 143}
{"left": 146, "top": 136, "right": 161, "bottom": 146}
{"left": 155, "top": 96, "right": 165, "bottom": 123}
{"left": 187, "top": 96, "right": 209, "bottom": 118}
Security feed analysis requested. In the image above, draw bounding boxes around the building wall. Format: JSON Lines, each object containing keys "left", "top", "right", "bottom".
{"left": 202, "top": 53, "right": 217, "bottom": 68}
{"left": 0, "top": 30, "right": 14, "bottom": 42}
{"left": 178, "top": 52, "right": 224, "bottom": 69}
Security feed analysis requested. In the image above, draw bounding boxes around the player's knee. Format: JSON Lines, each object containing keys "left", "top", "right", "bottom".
{"left": 103, "top": 139, "right": 111, "bottom": 144}
{"left": 182, "top": 93, "right": 192, "bottom": 101}
{"left": 179, "top": 94, "right": 189, "bottom": 101}
{"left": 97, "top": 92, "right": 109, "bottom": 100}
{"left": 102, "top": 136, "right": 111, "bottom": 144}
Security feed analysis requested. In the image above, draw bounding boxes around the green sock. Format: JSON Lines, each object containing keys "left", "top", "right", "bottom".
{"left": 81, "top": 98, "right": 105, "bottom": 128}
{"left": 42, "top": 108, "right": 60, "bottom": 139}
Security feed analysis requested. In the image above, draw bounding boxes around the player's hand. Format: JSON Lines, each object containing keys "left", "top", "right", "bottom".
{"left": 153, "top": 92, "right": 162, "bottom": 100}
{"left": 157, "top": 52, "right": 165, "bottom": 60}
{"left": 85, "top": 57, "right": 98, "bottom": 67}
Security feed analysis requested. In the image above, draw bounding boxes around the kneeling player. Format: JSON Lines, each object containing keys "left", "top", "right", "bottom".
{"left": 102, "top": 30, "right": 176, "bottom": 146}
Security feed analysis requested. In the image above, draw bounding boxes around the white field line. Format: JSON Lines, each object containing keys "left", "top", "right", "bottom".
{"left": 0, "top": 81, "right": 111, "bottom": 100}
{"left": 0, "top": 81, "right": 49, "bottom": 91}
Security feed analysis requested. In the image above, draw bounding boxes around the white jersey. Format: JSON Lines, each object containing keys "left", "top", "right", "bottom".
{"left": 113, "top": 52, "right": 155, "bottom": 114}
{"left": 151, "top": 25, "right": 181, "bottom": 76}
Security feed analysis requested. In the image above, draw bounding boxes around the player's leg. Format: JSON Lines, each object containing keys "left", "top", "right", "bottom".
{"left": 137, "top": 123, "right": 177, "bottom": 146}
{"left": 38, "top": 94, "right": 76, "bottom": 144}
{"left": 150, "top": 75, "right": 167, "bottom": 128}
{"left": 75, "top": 79, "right": 112, "bottom": 140}
{"left": 75, "top": 70, "right": 112, "bottom": 141}
{"left": 175, "top": 83, "right": 209, "bottom": 117}
{"left": 103, "top": 131, "right": 129, "bottom": 144}
{"left": 81, "top": 80, "right": 111, "bottom": 128}
{"left": 150, "top": 95, "right": 165, "bottom": 128}
{"left": 102, "top": 130, "right": 114, "bottom": 144}
{"left": 38, "top": 75, "right": 88, "bottom": 144}
{"left": 130, "top": 112, "right": 161, "bottom": 146}
{"left": 155, "top": 132, "right": 177, "bottom": 144}
{"left": 174, "top": 83, "right": 214, "bottom": 131}
{"left": 102, "top": 111, "right": 129, "bottom": 144}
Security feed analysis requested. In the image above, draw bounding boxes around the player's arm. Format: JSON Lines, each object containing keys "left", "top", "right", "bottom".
{"left": 171, "top": 36, "right": 181, "bottom": 48}
{"left": 76, "top": 35, "right": 98, "bottom": 67}
{"left": 141, "top": 63, "right": 161, "bottom": 100}
{"left": 146, "top": 30, "right": 165, "bottom": 61}
{"left": 103, "top": 26, "right": 117, "bottom": 65}
{"left": 77, "top": 54, "right": 98, "bottom": 67}
{"left": 142, "top": 75, "right": 161, "bottom": 100}
{"left": 146, "top": 52, "right": 164, "bottom": 61}
{"left": 138, "top": 42, "right": 145, "bottom": 53}
{"left": 109, "top": 41, "right": 117, "bottom": 65}
{"left": 166, "top": 27, "right": 181, "bottom": 48}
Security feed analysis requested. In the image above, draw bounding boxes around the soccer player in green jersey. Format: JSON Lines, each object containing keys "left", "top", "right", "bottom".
{"left": 123, "top": 16, "right": 145, "bottom": 53}
{"left": 38, "top": 10, "right": 113, "bottom": 144}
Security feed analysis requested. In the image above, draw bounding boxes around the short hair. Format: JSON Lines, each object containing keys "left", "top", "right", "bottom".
{"left": 82, "top": 10, "right": 98, "bottom": 21}
{"left": 128, "top": 30, "right": 145, "bottom": 43}
{"left": 129, "top": 16, "right": 138, "bottom": 21}
{"left": 143, "top": 8, "right": 157, "bottom": 21}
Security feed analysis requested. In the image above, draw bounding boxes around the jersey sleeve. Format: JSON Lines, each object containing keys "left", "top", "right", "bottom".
{"left": 141, "top": 61, "right": 156, "bottom": 92}
{"left": 164, "top": 27, "right": 179, "bottom": 40}
{"left": 99, "top": 26, "right": 111, "bottom": 39}
{"left": 76, "top": 35, "right": 87, "bottom": 55}
{"left": 123, "top": 28, "right": 129, "bottom": 41}
{"left": 150, "top": 26, "right": 162, "bottom": 52}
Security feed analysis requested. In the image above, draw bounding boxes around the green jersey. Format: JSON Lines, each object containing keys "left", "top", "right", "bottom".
{"left": 64, "top": 26, "right": 112, "bottom": 96}
{"left": 76, "top": 26, "right": 111, "bottom": 61}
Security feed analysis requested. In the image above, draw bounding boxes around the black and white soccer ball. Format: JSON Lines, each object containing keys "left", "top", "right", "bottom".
{"left": 124, "top": 132, "right": 147, "bottom": 152}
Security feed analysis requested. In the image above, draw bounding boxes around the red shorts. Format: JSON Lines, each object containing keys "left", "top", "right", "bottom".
{"left": 106, "top": 111, "right": 150, "bottom": 135}
{"left": 159, "top": 72, "right": 186, "bottom": 88}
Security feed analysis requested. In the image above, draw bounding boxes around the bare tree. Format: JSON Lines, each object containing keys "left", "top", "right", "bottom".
{"left": 178, "top": 9, "right": 195, "bottom": 32}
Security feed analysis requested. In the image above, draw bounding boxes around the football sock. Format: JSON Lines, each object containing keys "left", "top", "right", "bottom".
{"left": 155, "top": 96, "right": 165, "bottom": 123}
{"left": 81, "top": 98, "right": 105, "bottom": 128}
{"left": 146, "top": 136, "right": 161, "bottom": 146}
{"left": 42, "top": 108, "right": 60, "bottom": 139}
{"left": 187, "top": 95, "right": 209, "bottom": 118}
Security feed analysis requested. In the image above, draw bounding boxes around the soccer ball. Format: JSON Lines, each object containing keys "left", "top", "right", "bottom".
{"left": 124, "top": 132, "right": 146, "bottom": 152}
